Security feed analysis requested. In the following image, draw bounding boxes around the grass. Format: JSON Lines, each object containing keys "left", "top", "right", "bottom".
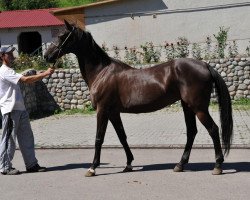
{"left": 57, "top": 0, "right": 100, "bottom": 8}
{"left": 53, "top": 98, "right": 250, "bottom": 117}
{"left": 208, "top": 98, "right": 250, "bottom": 111}
{"left": 28, "top": 98, "right": 249, "bottom": 120}
{"left": 231, "top": 98, "right": 250, "bottom": 110}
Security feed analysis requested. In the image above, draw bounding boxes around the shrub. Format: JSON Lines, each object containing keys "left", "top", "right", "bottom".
{"left": 228, "top": 40, "right": 239, "bottom": 58}
{"left": 213, "top": 26, "right": 229, "bottom": 58}
{"left": 246, "top": 41, "right": 250, "bottom": 56}
{"left": 124, "top": 46, "right": 141, "bottom": 65}
{"left": 175, "top": 37, "right": 189, "bottom": 58}
{"left": 141, "top": 42, "right": 161, "bottom": 63}
{"left": 113, "top": 45, "right": 120, "bottom": 60}
{"left": 191, "top": 43, "right": 202, "bottom": 60}
{"left": 13, "top": 53, "right": 49, "bottom": 71}
{"left": 164, "top": 42, "right": 176, "bottom": 61}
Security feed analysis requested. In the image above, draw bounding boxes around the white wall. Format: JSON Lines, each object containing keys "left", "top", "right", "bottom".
{"left": 85, "top": 0, "right": 250, "bottom": 54}
{"left": 0, "top": 26, "right": 63, "bottom": 56}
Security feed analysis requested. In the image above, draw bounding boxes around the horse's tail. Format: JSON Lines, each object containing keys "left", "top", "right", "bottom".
{"left": 207, "top": 64, "right": 233, "bottom": 155}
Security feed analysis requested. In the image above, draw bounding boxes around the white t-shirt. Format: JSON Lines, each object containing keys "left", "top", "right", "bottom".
{"left": 0, "top": 64, "right": 26, "bottom": 115}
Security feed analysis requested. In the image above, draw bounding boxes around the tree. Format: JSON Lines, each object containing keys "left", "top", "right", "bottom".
{"left": 0, "top": 0, "right": 58, "bottom": 10}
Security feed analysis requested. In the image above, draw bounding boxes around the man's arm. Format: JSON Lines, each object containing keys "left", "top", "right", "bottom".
{"left": 20, "top": 68, "right": 54, "bottom": 84}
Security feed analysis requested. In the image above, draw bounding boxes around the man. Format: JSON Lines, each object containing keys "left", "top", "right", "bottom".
{"left": 0, "top": 46, "right": 54, "bottom": 175}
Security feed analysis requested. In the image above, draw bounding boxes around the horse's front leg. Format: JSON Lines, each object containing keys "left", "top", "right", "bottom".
{"left": 109, "top": 112, "right": 134, "bottom": 172}
{"left": 85, "top": 109, "right": 108, "bottom": 177}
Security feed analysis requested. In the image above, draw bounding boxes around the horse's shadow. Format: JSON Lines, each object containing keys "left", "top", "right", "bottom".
{"left": 43, "top": 162, "right": 250, "bottom": 176}
{"left": 134, "top": 162, "right": 250, "bottom": 173}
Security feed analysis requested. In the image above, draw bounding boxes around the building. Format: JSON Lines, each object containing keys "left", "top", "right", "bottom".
{"left": 52, "top": 0, "right": 250, "bottom": 55}
{"left": 0, "top": 9, "right": 64, "bottom": 56}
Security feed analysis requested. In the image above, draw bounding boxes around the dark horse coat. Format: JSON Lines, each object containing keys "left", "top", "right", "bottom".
{"left": 45, "top": 21, "right": 233, "bottom": 176}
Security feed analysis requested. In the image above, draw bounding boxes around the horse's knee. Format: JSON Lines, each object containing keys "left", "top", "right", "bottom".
{"left": 95, "top": 138, "right": 103, "bottom": 147}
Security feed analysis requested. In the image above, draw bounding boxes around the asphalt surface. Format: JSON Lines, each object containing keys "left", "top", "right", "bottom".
{"left": 0, "top": 107, "right": 249, "bottom": 200}
{"left": 0, "top": 149, "right": 249, "bottom": 200}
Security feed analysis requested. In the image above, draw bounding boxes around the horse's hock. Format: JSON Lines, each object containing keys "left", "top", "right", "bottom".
{"left": 21, "top": 57, "right": 250, "bottom": 113}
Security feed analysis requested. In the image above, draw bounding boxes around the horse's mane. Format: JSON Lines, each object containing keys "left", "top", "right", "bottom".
{"left": 80, "top": 29, "right": 111, "bottom": 67}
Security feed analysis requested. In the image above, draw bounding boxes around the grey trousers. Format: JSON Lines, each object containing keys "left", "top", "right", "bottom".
{"left": 0, "top": 110, "right": 38, "bottom": 172}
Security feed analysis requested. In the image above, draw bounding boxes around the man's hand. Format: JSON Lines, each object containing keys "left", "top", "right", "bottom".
{"left": 43, "top": 67, "right": 55, "bottom": 76}
{"left": 20, "top": 68, "right": 55, "bottom": 84}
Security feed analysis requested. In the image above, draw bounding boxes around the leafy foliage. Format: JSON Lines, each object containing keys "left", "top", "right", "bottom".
{"left": 12, "top": 53, "right": 74, "bottom": 71}
{"left": 213, "top": 26, "right": 229, "bottom": 58}
{"left": 191, "top": 43, "right": 202, "bottom": 60}
{"left": 58, "top": 0, "right": 97, "bottom": 7}
{"left": 228, "top": 40, "right": 239, "bottom": 58}
{"left": 0, "top": 0, "right": 58, "bottom": 10}
{"left": 140, "top": 42, "right": 161, "bottom": 63}
{"left": 124, "top": 46, "right": 141, "bottom": 65}
{"left": 0, "top": 0, "right": 100, "bottom": 10}
{"left": 13, "top": 53, "right": 49, "bottom": 71}
{"left": 175, "top": 37, "right": 189, "bottom": 58}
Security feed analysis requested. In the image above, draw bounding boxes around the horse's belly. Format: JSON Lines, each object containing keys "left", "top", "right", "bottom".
{"left": 121, "top": 96, "right": 179, "bottom": 113}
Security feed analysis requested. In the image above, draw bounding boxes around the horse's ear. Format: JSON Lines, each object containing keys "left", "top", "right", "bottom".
{"left": 64, "top": 20, "right": 74, "bottom": 31}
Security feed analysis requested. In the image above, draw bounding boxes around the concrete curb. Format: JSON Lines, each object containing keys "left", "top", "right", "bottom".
{"left": 33, "top": 144, "right": 250, "bottom": 149}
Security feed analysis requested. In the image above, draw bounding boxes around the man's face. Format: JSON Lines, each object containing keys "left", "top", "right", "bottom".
{"left": 0, "top": 52, "right": 15, "bottom": 66}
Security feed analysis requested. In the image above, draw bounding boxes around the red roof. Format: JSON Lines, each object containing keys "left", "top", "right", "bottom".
{"left": 0, "top": 9, "right": 64, "bottom": 29}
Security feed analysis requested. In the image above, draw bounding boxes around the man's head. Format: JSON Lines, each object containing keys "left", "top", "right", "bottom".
{"left": 0, "top": 46, "right": 16, "bottom": 66}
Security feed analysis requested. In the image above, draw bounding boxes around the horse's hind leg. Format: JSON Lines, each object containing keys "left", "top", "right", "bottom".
{"left": 109, "top": 112, "right": 134, "bottom": 172}
{"left": 174, "top": 101, "right": 197, "bottom": 172}
{"left": 196, "top": 111, "right": 224, "bottom": 175}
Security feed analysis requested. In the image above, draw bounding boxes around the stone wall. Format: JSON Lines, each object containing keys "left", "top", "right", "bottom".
{"left": 208, "top": 57, "right": 250, "bottom": 99}
{"left": 22, "top": 57, "right": 250, "bottom": 113}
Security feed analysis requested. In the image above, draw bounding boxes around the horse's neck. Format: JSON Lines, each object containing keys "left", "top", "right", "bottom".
{"left": 77, "top": 55, "right": 105, "bottom": 88}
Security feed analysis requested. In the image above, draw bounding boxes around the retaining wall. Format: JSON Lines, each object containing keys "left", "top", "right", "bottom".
{"left": 22, "top": 57, "right": 250, "bottom": 113}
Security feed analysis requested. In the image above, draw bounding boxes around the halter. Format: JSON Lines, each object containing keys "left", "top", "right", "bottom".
{"left": 51, "top": 27, "right": 75, "bottom": 68}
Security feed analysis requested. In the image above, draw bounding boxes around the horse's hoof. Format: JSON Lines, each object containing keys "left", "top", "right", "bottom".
{"left": 123, "top": 165, "right": 133, "bottom": 172}
{"left": 212, "top": 167, "right": 222, "bottom": 175}
{"left": 85, "top": 168, "right": 96, "bottom": 177}
{"left": 173, "top": 164, "right": 183, "bottom": 172}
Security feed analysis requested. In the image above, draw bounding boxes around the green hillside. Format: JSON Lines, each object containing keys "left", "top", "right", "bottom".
{"left": 58, "top": 0, "right": 100, "bottom": 8}
{"left": 0, "top": 0, "right": 101, "bottom": 10}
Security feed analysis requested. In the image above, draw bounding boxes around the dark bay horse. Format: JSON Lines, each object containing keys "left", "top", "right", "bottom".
{"left": 44, "top": 21, "right": 233, "bottom": 177}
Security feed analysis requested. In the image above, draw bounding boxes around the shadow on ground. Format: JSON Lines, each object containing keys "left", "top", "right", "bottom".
{"left": 38, "top": 162, "right": 250, "bottom": 176}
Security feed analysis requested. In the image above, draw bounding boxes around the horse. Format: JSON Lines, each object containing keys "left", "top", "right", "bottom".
{"left": 44, "top": 20, "right": 233, "bottom": 177}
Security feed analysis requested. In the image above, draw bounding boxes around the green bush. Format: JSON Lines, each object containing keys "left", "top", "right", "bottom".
{"left": 0, "top": 0, "right": 58, "bottom": 10}
{"left": 213, "top": 26, "right": 229, "bottom": 58}
{"left": 13, "top": 53, "right": 49, "bottom": 71}
{"left": 12, "top": 53, "right": 76, "bottom": 71}
{"left": 141, "top": 42, "right": 161, "bottom": 63}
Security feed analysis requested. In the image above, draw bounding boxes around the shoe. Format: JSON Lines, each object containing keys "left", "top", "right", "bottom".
{"left": 1, "top": 168, "right": 20, "bottom": 175}
{"left": 26, "top": 164, "right": 46, "bottom": 173}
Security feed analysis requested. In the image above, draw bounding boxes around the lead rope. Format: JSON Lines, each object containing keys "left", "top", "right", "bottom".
{"left": 50, "top": 28, "right": 75, "bottom": 69}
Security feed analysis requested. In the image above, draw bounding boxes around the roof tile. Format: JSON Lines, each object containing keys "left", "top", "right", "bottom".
{"left": 0, "top": 9, "right": 64, "bottom": 29}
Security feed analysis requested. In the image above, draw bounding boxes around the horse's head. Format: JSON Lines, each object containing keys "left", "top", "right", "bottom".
{"left": 44, "top": 20, "right": 83, "bottom": 63}
{"left": 45, "top": 20, "right": 111, "bottom": 68}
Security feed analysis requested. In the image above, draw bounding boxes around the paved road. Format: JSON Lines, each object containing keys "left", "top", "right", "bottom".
{"left": 0, "top": 149, "right": 249, "bottom": 200}
{"left": 0, "top": 108, "right": 249, "bottom": 200}
{"left": 29, "top": 107, "right": 250, "bottom": 148}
